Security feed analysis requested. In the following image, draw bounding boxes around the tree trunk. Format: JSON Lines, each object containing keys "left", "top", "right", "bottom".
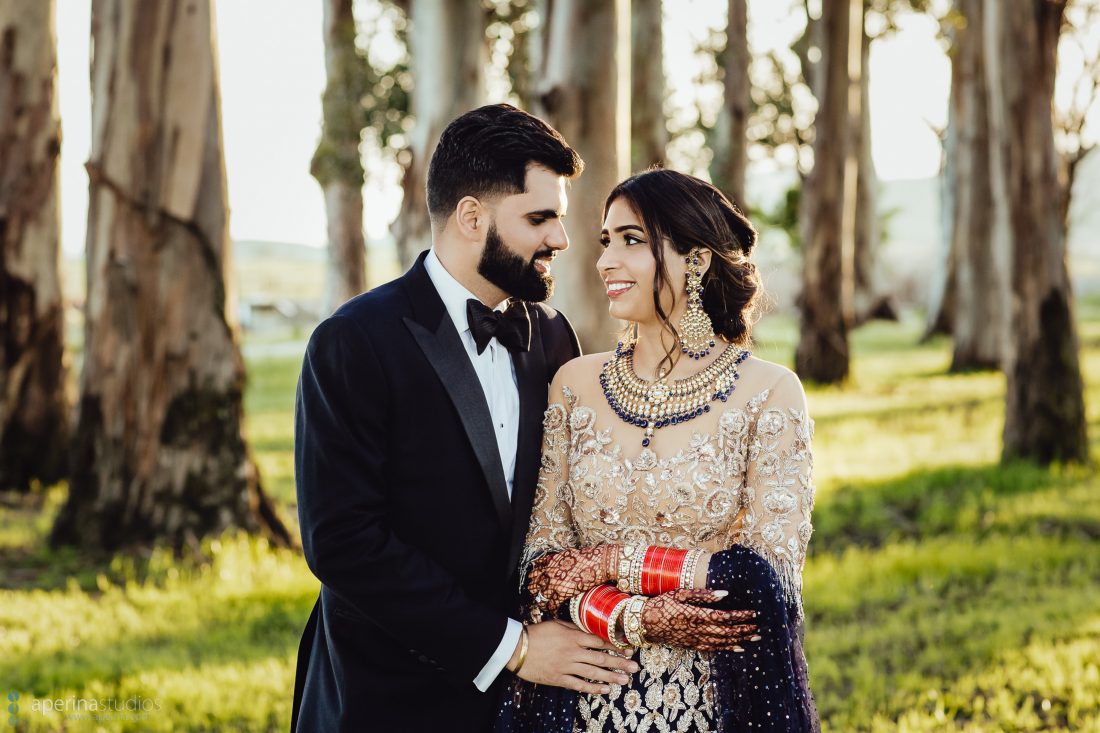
{"left": 0, "top": 0, "right": 69, "bottom": 492}
{"left": 392, "top": 0, "right": 486, "bottom": 269}
{"left": 948, "top": 0, "right": 1003, "bottom": 371}
{"left": 313, "top": 0, "right": 367, "bottom": 313}
{"left": 851, "top": 8, "right": 893, "bottom": 325}
{"left": 985, "top": 0, "right": 1088, "bottom": 464}
{"left": 709, "top": 0, "right": 749, "bottom": 206}
{"left": 630, "top": 0, "right": 666, "bottom": 171}
{"left": 51, "top": 0, "right": 292, "bottom": 550}
{"left": 538, "top": 0, "right": 630, "bottom": 352}
{"left": 924, "top": 121, "right": 957, "bottom": 341}
{"left": 795, "top": 0, "right": 856, "bottom": 384}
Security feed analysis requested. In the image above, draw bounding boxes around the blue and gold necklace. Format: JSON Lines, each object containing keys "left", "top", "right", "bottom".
{"left": 600, "top": 341, "right": 750, "bottom": 448}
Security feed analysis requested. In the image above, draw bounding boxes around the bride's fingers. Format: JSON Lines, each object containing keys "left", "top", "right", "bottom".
{"left": 672, "top": 588, "right": 726, "bottom": 605}
{"left": 686, "top": 606, "right": 756, "bottom": 626}
{"left": 665, "top": 604, "right": 743, "bottom": 627}
{"left": 694, "top": 628, "right": 762, "bottom": 650}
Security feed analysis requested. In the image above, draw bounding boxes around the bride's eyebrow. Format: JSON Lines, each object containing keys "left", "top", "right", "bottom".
{"left": 614, "top": 225, "right": 645, "bottom": 234}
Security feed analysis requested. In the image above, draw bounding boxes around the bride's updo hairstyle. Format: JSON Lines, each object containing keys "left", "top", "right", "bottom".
{"left": 603, "top": 168, "right": 762, "bottom": 349}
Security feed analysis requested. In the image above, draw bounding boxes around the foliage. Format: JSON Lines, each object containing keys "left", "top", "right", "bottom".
{"left": 485, "top": 0, "right": 540, "bottom": 109}
{"left": 0, "top": 310, "right": 1097, "bottom": 731}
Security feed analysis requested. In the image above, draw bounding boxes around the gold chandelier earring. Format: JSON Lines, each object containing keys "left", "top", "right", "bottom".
{"left": 678, "top": 248, "right": 716, "bottom": 360}
{"left": 615, "top": 322, "right": 639, "bottom": 357}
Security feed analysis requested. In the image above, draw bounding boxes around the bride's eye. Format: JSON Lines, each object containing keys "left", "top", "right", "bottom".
{"left": 599, "top": 237, "right": 611, "bottom": 248}
{"left": 624, "top": 234, "right": 645, "bottom": 246}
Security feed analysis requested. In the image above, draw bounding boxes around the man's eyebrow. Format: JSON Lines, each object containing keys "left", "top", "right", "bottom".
{"left": 525, "top": 209, "right": 562, "bottom": 219}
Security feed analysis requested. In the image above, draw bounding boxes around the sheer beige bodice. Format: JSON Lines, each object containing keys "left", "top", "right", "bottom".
{"left": 517, "top": 353, "right": 816, "bottom": 732}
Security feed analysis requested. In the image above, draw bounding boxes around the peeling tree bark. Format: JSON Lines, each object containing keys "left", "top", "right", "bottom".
{"left": 392, "top": 0, "right": 486, "bottom": 269}
{"left": 313, "top": 0, "right": 367, "bottom": 313}
{"left": 795, "top": 0, "right": 856, "bottom": 384}
{"left": 709, "top": 0, "right": 749, "bottom": 206}
{"left": 0, "top": 0, "right": 69, "bottom": 493}
{"left": 985, "top": 0, "right": 1088, "bottom": 464}
{"left": 630, "top": 0, "right": 667, "bottom": 172}
{"left": 50, "top": 0, "right": 292, "bottom": 550}
{"left": 538, "top": 0, "right": 629, "bottom": 352}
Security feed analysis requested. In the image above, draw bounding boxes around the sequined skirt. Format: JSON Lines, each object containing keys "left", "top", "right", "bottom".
{"left": 574, "top": 645, "right": 717, "bottom": 733}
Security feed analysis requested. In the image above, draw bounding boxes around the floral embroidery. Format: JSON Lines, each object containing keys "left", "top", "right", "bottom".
{"left": 521, "top": 377, "right": 815, "bottom": 733}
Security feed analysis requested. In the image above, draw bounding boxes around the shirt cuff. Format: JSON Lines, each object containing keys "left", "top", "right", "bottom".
{"left": 473, "top": 618, "right": 523, "bottom": 692}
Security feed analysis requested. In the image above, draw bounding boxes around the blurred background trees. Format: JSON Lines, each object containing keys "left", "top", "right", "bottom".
{"left": 314, "top": 0, "right": 370, "bottom": 314}
{"left": 1, "top": 0, "right": 1097, "bottom": 540}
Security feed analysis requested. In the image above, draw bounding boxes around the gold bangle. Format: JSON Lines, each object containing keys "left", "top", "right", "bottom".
{"left": 680, "top": 548, "right": 705, "bottom": 589}
{"left": 512, "top": 625, "right": 530, "bottom": 675}
{"left": 569, "top": 594, "right": 584, "bottom": 630}
{"left": 617, "top": 544, "right": 638, "bottom": 591}
{"left": 630, "top": 546, "right": 648, "bottom": 595}
{"left": 623, "top": 596, "right": 648, "bottom": 648}
{"left": 605, "top": 596, "right": 633, "bottom": 650}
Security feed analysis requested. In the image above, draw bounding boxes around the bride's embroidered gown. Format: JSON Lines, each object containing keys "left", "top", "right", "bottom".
{"left": 501, "top": 357, "right": 819, "bottom": 733}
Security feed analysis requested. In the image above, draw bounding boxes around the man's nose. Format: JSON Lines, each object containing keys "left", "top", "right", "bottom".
{"left": 546, "top": 220, "right": 569, "bottom": 251}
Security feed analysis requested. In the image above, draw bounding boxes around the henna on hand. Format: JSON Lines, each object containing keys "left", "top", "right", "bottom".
{"left": 527, "top": 545, "right": 619, "bottom": 614}
{"left": 640, "top": 589, "right": 758, "bottom": 651}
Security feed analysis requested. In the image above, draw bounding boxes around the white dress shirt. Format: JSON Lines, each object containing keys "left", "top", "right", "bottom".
{"left": 424, "top": 249, "right": 525, "bottom": 691}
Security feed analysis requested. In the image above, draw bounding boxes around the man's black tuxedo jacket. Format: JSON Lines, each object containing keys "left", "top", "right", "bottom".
{"left": 291, "top": 253, "right": 581, "bottom": 733}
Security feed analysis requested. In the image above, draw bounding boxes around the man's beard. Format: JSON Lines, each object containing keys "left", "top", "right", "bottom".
{"left": 477, "top": 222, "right": 554, "bottom": 303}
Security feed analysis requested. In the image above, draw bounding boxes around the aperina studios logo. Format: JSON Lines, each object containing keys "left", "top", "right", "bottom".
{"left": 5, "top": 691, "right": 162, "bottom": 725}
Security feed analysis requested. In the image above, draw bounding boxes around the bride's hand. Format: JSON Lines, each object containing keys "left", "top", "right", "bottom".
{"left": 527, "top": 545, "right": 618, "bottom": 613}
{"left": 639, "top": 589, "right": 758, "bottom": 652}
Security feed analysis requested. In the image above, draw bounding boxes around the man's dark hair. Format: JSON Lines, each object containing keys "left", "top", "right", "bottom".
{"left": 426, "top": 104, "right": 583, "bottom": 229}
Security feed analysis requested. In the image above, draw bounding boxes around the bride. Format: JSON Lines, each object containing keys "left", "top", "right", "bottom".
{"left": 497, "top": 169, "right": 819, "bottom": 732}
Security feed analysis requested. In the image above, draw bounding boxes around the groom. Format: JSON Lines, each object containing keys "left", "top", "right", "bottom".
{"left": 291, "top": 105, "right": 638, "bottom": 732}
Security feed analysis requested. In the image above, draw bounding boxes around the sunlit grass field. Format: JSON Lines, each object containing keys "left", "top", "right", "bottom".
{"left": 1, "top": 303, "right": 1098, "bottom": 732}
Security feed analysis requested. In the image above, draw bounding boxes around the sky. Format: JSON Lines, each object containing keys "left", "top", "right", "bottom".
{"left": 54, "top": 0, "right": 957, "bottom": 255}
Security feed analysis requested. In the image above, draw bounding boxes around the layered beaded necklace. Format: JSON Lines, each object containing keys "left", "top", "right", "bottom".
{"left": 600, "top": 340, "right": 750, "bottom": 448}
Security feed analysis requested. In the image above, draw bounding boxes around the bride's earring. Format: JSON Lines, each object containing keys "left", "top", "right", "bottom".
{"left": 616, "top": 322, "right": 639, "bottom": 355}
{"left": 678, "top": 248, "right": 716, "bottom": 360}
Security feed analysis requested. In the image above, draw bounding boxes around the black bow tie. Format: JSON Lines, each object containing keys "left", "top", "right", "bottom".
{"left": 466, "top": 299, "right": 531, "bottom": 354}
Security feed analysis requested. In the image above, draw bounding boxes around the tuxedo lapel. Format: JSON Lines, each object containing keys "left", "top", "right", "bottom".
{"left": 506, "top": 303, "right": 548, "bottom": 574}
{"left": 401, "top": 255, "right": 512, "bottom": 532}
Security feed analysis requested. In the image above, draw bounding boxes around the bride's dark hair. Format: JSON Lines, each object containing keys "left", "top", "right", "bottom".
{"left": 603, "top": 169, "right": 762, "bottom": 364}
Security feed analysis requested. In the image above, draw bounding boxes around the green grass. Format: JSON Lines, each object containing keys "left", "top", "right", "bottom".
{"left": 2, "top": 311, "right": 1098, "bottom": 732}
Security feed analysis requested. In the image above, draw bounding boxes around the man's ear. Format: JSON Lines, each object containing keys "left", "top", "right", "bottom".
{"left": 454, "top": 196, "right": 485, "bottom": 240}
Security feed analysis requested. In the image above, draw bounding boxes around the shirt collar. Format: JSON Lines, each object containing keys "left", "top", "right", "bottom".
{"left": 424, "top": 248, "right": 507, "bottom": 335}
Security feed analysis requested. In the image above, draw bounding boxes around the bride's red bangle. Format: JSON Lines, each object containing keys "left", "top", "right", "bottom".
{"left": 641, "top": 546, "right": 689, "bottom": 595}
{"left": 580, "top": 584, "right": 631, "bottom": 643}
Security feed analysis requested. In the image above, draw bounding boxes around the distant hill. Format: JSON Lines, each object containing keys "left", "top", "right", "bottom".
{"left": 233, "top": 239, "right": 326, "bottom": 263}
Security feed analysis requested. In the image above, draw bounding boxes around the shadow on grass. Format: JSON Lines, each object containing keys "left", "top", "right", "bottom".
{"left": 811, "top": 460, "right": 1100, "bottom": 556}
{"left": 0, "top": 488, "right": 303, "bottom": 593}
{"left": 810, "top": 392, "right": 1001, "bottom": 428}
{"left": 809, "top": 556, "right": 1100, "bottom": 726}
{"left": 0, "top": 586, "right": 315, "bottom": 696}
